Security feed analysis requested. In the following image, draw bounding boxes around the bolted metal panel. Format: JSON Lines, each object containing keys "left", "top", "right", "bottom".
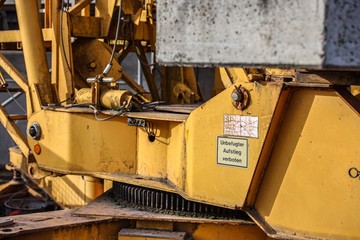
{"left": 156, "top": 0, "right": 360, "bottom": 69}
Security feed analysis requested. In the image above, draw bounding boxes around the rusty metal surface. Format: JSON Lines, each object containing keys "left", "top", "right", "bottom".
{"left": 245, "top": 208, "right": 277, "bottom": 237}
{"left": 134, "top": 41, "right": 160, "bottom": 101}
{"left": 72, "top": 38, "right": 123, "bottom": 88}
{"left": 112, "top": 182, "right": 251, "bottom": 220}
{"left": 154, "top": 104, "right": 200, "bottom": 114}
{"left": 296, "top": 71, "right": 360, "bottom": 85}
{"left": 119, "top": 228, "right": 187, "bottom": 239}
{"left": 70, "top": 15, "right": 102, "bottom": 38}
{"left": 0, "top": 209, "right": 113, "bottom": 238}
{"left": 68, "top": 0, "right": 92, "bottom": 16}
{"left": 75, "top": 191, "right": 255, "bottom": 225}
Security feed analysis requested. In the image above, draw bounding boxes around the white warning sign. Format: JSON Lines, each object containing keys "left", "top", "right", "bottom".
{"left": 217, "top": 136, "right": 248, "bottom": 168}
{"left": 224, "top": 114, "right": 259, "bottom": 138}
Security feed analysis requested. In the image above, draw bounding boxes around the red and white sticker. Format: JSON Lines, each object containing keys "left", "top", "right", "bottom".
{"left": 224, "top": 114, "right": 258, "bottom": 138}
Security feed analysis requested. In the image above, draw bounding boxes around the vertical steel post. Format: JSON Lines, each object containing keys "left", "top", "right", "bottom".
{"left": 16, "top": 0, "right": 54, "bottom": 111}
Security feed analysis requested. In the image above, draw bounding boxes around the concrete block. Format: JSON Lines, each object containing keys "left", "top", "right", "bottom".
{"left": 156, "top": 0, "right": 360, "bottom": 69}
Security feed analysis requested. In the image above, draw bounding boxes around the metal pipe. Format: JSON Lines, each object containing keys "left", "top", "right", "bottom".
{"left": 1, "top": 92, "right": 23, "bottom": 107}
{"left": 15, "top": 0, "right": 54, "bottom": 111}
{"left": 86, "top": 77, "right": 114, "bottom": 83}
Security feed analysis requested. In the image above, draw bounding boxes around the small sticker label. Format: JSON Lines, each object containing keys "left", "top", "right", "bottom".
{"left": 217, "top": 136, "right": 248, "bottom": 168}
{"left": 224, "top": 114, "right": 259, "bottom": 138}
{"left": 127, "top": 118, "right": 146, "bottom": 127}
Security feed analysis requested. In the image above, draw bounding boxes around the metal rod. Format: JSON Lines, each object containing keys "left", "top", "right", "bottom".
{"left": 1, "top": 92, "right": 22, "bottom": 107}
{"left": 135, "top": 42, "right": 160, "bottom": 101}
{"left": 0, "top": 52, "right": 28, "bottom": 92}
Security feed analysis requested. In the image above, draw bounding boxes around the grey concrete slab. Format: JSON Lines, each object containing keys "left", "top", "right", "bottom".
{"left": 156, "top": 0, "right": 360, "bottom": 69}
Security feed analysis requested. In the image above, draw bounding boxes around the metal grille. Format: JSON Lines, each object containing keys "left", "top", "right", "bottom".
{"left": 112, "top": 182, "right": 250, "bottom": 220}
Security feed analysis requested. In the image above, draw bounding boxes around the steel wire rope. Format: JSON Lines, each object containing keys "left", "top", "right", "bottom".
{"left": 59, "top": 0, "right": 76, "bottom": 103}
{"left": 103, "top": 0, "right": 123, "bottom": 76}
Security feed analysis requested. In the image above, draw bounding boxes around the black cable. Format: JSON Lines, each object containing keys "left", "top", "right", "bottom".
{"left": 103, "top": 0, "right": 123, "bottom": 76}
{"left": 89, "top": 105, "right": 126, "bottom": 121}
{"left": 60, "top": 1, "right": 72, "bottom": 78}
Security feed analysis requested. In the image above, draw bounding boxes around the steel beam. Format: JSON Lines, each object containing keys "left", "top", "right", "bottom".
{"left": 15, "top": 0, "right": 54, "bottom": 110}
{"left": 0, "top": 105, "right": 30, "bottom": 157}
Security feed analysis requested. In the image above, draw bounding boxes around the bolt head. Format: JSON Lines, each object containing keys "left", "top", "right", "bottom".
{"left": 89, "top": 62, "right": 97, "bottom": 68}
{"left": 28, "top": 123, "right": 41, "bottom": 140}
{"left": 28, "top": 126, "right": 36, "bottom": 137}
{"left": 231, "top": 91, "right": 243, "bottom": 102}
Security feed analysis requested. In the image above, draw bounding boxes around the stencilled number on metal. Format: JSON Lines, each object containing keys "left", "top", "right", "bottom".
{"left": 127, "top": 118, "right": 146, "bottom": 127}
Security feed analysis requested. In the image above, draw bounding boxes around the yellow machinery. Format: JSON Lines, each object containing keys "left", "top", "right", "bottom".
{"left": 0, "top": 0, "right": 359, "bottom": 239}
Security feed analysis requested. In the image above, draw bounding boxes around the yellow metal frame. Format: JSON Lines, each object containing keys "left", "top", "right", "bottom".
{"left": 0, "top": 1, "right": 359, "bottom": 240}
{"left": 26, "top": 81, "right": 284, "bottom": 209}
{"left": 0, "top": 209, "right": 267, "bottom": 240}
{"left": 251, "top": 88, "right": 360, "bottom": 239}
